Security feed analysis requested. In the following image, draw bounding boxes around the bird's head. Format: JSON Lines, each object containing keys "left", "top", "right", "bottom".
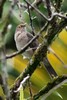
{"left": 14, "top": 23, "right": 27, "bottom": 41}
{"left": 16, "top": 23, "right": 26, "bottom": 32}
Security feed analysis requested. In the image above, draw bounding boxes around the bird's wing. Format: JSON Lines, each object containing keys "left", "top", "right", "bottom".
{"left": 27, "top": 32, "right": 39, "bottom": 51}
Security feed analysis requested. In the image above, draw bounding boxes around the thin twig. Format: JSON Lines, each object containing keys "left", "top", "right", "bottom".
{"left": 24, "top": 0, "right": 49, "bottom": 21}
{"left": 32, "top": 0, "right": 42, "bottom": 6}
{"left": 49, "top": 13, "right": 67, "bottom": 21}
{"left": 26, "top": 1, "right": 35, "bottom": 35}
{"left": 14, "top": 75, "right": 30, "bottom": 93}
{"left": 45, "top": 0, "right": 52, "bottom": 17}
{"left": 30, "top": 0, "right": 42, "bottom": 10}
{"left": 28, "top": 80, "right": 33, "bottom": 99}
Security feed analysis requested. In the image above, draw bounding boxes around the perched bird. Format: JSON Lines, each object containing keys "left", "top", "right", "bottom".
{"left": 14, "top": 23, "right": 38, "bottom": 59}
{"left": 14, "top": 23, "right": 58, "bottom": 78}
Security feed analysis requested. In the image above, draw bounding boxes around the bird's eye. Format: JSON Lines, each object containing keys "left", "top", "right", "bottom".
{"left": 18, "top": 25, "right": 23, "bottom": 28}
{"left": 17, "top": 24, "right": 24, "bottom": 29}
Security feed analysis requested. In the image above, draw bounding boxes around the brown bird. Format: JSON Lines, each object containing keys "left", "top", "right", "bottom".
{"left": 14, "top": 23, "right": 38, "bottom": 59}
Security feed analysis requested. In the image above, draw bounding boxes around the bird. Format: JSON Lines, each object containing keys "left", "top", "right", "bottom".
{"left": 14, "top": 23, "right": 38, "bottom": 59}
{"left": 14, "top": 23, "right": 58, "bottom": 78}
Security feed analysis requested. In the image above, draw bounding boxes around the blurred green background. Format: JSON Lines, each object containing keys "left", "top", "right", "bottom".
{"left": 0, "top": 0, "right": 67, "bottom": 99}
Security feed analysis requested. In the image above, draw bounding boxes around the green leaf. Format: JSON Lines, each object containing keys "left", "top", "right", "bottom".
{"left": 19, "top": 87, "right": 24, "bottom": 100}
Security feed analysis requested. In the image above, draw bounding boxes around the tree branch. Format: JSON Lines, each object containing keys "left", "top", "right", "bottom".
{"left": 46, "top": 19, "right": 67, "bottom": 44}
{"left": 43, "top": 57, "right": 57, "bottom": 79}
{"left": 33, "top": 75, "right": 67, "bottom": 100}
